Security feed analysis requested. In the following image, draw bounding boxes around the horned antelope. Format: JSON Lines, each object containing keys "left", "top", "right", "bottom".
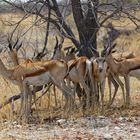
{"left": 101, "top": 43, "right": 140, "bottom": 107}
{"left": 5, "top": 58, "right": 73, "bottom": 121}
{"left": 5, "top": 38, "right": 49, "bottom": 118}
{"left": 53, "top": 38, "right": 107, "bottom": 110}
{"left": 52, "top": 37, "right": 65, "bottom": 60}
{"left": 6, "top": 38, "right": 22, "bottom": 66}
{"left": 68, "top": 56, "right": 91, "bottom": 108}
{"left": 52, "top": 37, "right": 77, "bottom": 62}
{"left": 6, "top": 38, "right": 27, "bottom": 113}
{"left": 2, "top": 37, "right": 73, "bottom": 121}
{"left": 66, "top": 47, "right": 107, "bottom": 111}
{"left": 107, "top": 51, "right": 136, "bottom": 105}
{"left": 52, "top": 37, "right": 80, "bottom": 100}
{"left": 52, "top": 37, "right": 92, "bottom": 109}
{"left": 86, "top": 48, "right": 108, "bottom": 111}
{"left": 52, "top": 36, "right": 108, "bottom": 111}
{"left": 102, "top": 23, "right": 137, "bottom": 106}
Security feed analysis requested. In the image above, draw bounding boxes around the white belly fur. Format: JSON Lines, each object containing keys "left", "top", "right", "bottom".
{"left": 24, "top": 72, "right": 51, "bottom": 86}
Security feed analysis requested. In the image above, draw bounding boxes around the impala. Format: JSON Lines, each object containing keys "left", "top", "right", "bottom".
{"left": 6, "top": 38, "right": 48, "bottom": 118}
{"left": 86, "top": 48, "right": 108, "bottom": 111}
{"left": 101, "top": 43, "right": 140, "bottom": 106}
{"left": 0, "top": 39, "right": 73, "bottom": 121}
{"left": 52, "top": 37, "right": 89, "bottom": 106}
{"left": 108, "top": 51, "right": 136, "bottom": 105}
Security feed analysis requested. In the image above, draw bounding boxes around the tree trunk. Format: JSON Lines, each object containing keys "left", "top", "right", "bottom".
{"left": 85, "top": 0, "right": 99, "bottom": 49}
{"left": 71, "top": 0, "right": 99, "bottom": 58}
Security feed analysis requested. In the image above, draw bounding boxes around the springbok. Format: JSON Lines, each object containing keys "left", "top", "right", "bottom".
{"left": 8, "top": 38, "right": 74, "bottom": 118}
{"left": 86, "top": 48, "right": 108, "bottom": 111}
{"left": 6, "top": 58, "right": 73, "bottom": 121}
{"left": 52, "top": 38, "right": 91, "bottom": 109}
{"left": 53, "top": 39, "right": 108, "bottom": 110}
{"left": 52, "top": 37, "right": 84, "bottom": 103}
{"left": 68, "top": 56, "right": 91, "bottom": 108}
{"left": 7, "top": 38, "right": 22, "bottom": 66}
{"left": 107, "top": 51, "right": 136, "bottom": 105}
{"left": 101, "top": 43, "right": 140, "bottom": 106}
{"left": 0, "top": 41, "right": 73, "bottom": 121}
{"left": 52, "top": 37, "right": 65, "bottom": 60}
{"left": 5, "top": 38, "right": 49, "bottom": 117}
{"left": 6, "top": 38, "right": 28, "bottom": 112}
{"left": 52, "top": 37, "right": 108, "bottom": 110}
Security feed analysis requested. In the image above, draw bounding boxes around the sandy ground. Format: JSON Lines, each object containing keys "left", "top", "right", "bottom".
{"left": 0, "top": 115, "right": 140, "bottom": 140}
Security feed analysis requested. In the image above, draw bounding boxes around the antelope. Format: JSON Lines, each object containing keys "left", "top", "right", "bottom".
{"left": 86, "top": 49, "right": 108, "bottom": 111}
{"left": 66, "top": 48, "right": 107, "bottom": 110}
{"left": 51, "top": 37, "right": 75, "bottom": 107}
{"left": 53, "top": 39, "right": 108, "bottom": 110}
{"left": 5, "top": 38, "right": 48, "bottom": 117}
{"left": 68, "top": 56, "right": 91, "bottom": 108}
{"left": 101, "top": 43, "right": 140, "bottom": 107}
{"left": 6, "top": 38, "right": 27, "bottom": 113}
{"left": 108, "top": 51, "right": 136, "bottom": 105}
{"left": 5, "top": 58, "right": 73, "bottom": 121}
{"left": 52, "top": 37, "right": 108, "bottom": 110}
{"left": 52, "top": 37, "right": 92, "bottom": 109}
{"left": 52, "top": 37, "right": 65, "bottom": 60}
{"left": 8, "top": 37, "right": 74, "bottom": 118}
{"left": 52, "top": 37, "right": 82, "bottom": 101}
{"left": 102, "top": 23, "right": 137, "bottom": 106}
{"left": 52, "top": 37, "right": 76, "bottom": 62}
{"left": 2, "top": 37, "right": 73, "bottom": 121}
{"left": 7, "top": 38, "right": 22, "bottom": 66}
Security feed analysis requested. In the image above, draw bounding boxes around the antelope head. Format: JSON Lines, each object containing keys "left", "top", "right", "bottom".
{"left": 33, "top": 49, "right": 48, "bottom": 61}
{"left": 6, "top": 37, "right": 22, "bottom": 66}
{"left": 7, "top": 37, "right": 22, "bottom": 52}
{"left": 95, "top": 57, "right": 106, "bottom": 73}
{"left": 52, "top": 36, "right": 65, "bottom": 59}
{"left": 64, "top": 47, "right": 78, "bottom": 61}
{"left": 101, "top": 42, "right": 117, "bottom": 58}
{"left": 90, "top": 47, "right": 107, "bottom": 73}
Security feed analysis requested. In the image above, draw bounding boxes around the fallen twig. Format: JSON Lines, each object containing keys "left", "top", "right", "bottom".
{"left": 0, "top": 83, "right": 53, "bottom": 109}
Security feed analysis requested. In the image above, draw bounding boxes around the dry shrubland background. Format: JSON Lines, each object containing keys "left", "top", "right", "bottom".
{"left": 0, "top": 11, "right": 140, "bottom": 121}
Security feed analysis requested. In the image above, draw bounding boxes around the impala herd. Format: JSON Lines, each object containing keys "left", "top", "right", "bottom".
{"left": 0, "top": 37, "right": 140, "bottom": 122}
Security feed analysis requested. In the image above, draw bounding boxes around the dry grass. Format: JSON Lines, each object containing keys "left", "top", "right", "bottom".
{"left": 0, "top": 12, "right": 140, "bottom": 121}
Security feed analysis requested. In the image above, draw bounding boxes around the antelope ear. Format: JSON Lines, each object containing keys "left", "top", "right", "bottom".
{"left": 111, "top": 43, "right": 117, "bottom": 50}
{"left": 16, "top": 43, "right": 22, "bottom": 51}
{"left": 54, "top": 36, "right": 59, "bottom": 50}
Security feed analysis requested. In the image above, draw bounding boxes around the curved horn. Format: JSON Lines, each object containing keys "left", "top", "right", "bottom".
{"left": 13, "top": 38, "right": 19, "bottom": 49}
{"left": 54, "top": 36, "right": 59, "bottom": 50}
{"left": 60, "top": 36, "right": 64, "bottom": 46}
{"left": 7, "top": 38, "right": 12, "bottom": 51}
{"left": 90, "top": 47, "right": 99, "bottom": 57}
{"left": 16, "top": 43, "right": 22, "bottom": 51}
